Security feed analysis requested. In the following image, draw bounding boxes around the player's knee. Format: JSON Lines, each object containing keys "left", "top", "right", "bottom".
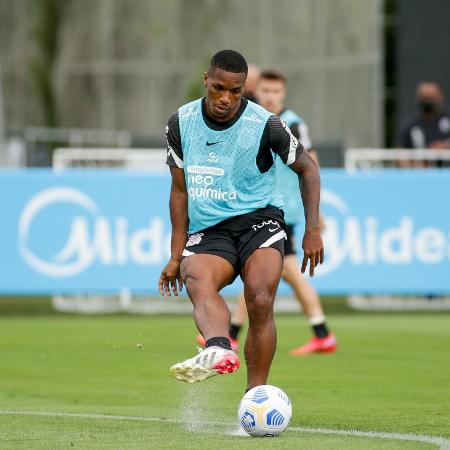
{"left": 246, "top": 288, "right": 275, "bottom": 322}
{"left": 183, "top": 268, "right": 214, "bottom": 300}
{"left": 282, "top": 265, "right": 295, "bottom": 284}
{"left": 184, "top": 276, "right": 196, "bottom": 296}
{"left": 281, "top": 265, "right": 289, "bottom": 281}
{"left": 184, "top": 273, "right": 204, "bottom": 298}
{"left": 281, "top": 257, "right": 297, "bottom": 282}
{"left": 181, "top": 263, "right": 201, "bottom": 294}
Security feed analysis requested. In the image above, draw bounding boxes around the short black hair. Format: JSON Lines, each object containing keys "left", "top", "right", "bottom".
{"left": 209, "top": 50, "right": 248, "bottom": 75}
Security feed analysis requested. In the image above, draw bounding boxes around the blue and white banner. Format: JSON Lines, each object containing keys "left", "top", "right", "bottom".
{"left": 0, "top": 169, "right": 449, "bottom": 295}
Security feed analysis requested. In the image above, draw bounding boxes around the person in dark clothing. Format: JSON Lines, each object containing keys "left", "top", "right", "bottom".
{"left": 396, "top": 82, "right": 450, "bottom": 167}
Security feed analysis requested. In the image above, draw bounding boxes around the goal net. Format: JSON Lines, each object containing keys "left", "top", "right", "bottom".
{"left": 344, "top": 148, "right": 450, "bottom": 311}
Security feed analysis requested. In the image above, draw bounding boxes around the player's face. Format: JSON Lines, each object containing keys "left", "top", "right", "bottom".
{"left": 256, "top": 79, "right": 286, "bottom": 114}
{"left": 204, "top": 68, "right": 246, "bottom": 121}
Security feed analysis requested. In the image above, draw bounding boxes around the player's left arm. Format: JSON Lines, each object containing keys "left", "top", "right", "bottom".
{"left": 268, "top": 116, "right": 324, "bottom": 276}
{"left": 290, "top": 121, "right": 324, "bottom": 229}
{"left": 289, "top": 151, "right": 324, "bottom": 276}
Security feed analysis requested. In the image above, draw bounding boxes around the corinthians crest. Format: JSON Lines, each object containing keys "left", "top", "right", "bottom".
{"left": 186, "top": 233, "right": 204, "bottom": 247}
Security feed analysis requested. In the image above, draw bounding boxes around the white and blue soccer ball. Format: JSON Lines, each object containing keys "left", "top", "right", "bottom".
{"left": 238, "top": 385, "right": 292, "bottom": 437}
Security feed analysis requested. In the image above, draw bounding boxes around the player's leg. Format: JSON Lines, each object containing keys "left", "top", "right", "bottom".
{"left": 182, "top": 254, "right": 234, "bottom": 340}
{"left": 229, "top": 290, "right": 247, "bottom": 340}
{"left": 282, "top": 255, "right": 337, "bottom": 355}
{"left": 242, "top": 248, "right": 283, "bottom": 390}
{"left": 170, "top": 249, "right": 241, "bottom": 383}
{"left": 282, "top": 254, "right": 325, "bottom": 319}
{"left": 195, "top": 287, "right": 245, "bottom": 351}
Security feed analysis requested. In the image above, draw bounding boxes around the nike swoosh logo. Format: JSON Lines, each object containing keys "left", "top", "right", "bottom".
{"left": 206, "top": 141, "right": 221, "bottom": 146}
{"left": 269, "top": 227, "right": 279, "bottom": 232}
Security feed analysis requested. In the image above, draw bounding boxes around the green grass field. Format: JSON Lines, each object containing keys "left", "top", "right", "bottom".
{"left": 0, "top": 299, "right": 449, "bottom": 449}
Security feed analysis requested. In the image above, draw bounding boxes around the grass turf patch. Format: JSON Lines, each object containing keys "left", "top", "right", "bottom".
{"left": 0, "top": 312, "right": 448, "bottom": 448}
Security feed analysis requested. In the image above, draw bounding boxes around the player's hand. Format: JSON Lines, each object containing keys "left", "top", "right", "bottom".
{"left": 158, "top": 259, "right": 183, "bottom": 296}
{"left": 301, "top": 228, "right": 324, "bottom": 277}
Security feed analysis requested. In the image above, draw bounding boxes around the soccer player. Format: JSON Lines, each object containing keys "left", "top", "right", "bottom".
{"left": 242, "top": 64, "right": 261, "bottom": 103}
{"left": 203, "top": 69, "right": 337, "bottom": 355}
{"left": 159, "top": 50, "right": 323, "bottom": 389}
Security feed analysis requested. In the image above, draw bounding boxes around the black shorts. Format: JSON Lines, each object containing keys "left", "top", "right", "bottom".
{"left": 182, "top": 205, "right": 286, "bottom": 279}
{"left": 284, "top": 224, "right": 298, "bottom": 256}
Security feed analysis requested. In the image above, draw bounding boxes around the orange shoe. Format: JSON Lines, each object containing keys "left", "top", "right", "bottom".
{"left": 289, "top": 333, "right": 337, "bottom": 356}
{"left": 195, "top": 334, "right": 239, "bottom": 352}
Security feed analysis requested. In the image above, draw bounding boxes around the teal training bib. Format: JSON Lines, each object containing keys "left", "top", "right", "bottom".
{"left": 179, "top": 99, "right": 284, "bottom": 234}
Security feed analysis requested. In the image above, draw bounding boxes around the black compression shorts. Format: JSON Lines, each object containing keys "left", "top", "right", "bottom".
{"left": 284, "top": 224, "right": 298, "bottom": 256}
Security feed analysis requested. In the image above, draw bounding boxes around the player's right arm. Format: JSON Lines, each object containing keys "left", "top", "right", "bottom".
{"left": 159, "top": 112, "right": 188, "bottom": 296}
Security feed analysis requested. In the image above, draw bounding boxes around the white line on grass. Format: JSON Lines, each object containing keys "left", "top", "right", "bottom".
{"left": 290, "top": 426, "right": 450, "bottom": 449}
{"left": 0, "top": 410, "right": 448, "bottom": 449}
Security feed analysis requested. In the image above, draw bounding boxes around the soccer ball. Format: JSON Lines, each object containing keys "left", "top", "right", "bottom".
{"left": 238, "top": 385, "right": 292, "bottom": 437}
